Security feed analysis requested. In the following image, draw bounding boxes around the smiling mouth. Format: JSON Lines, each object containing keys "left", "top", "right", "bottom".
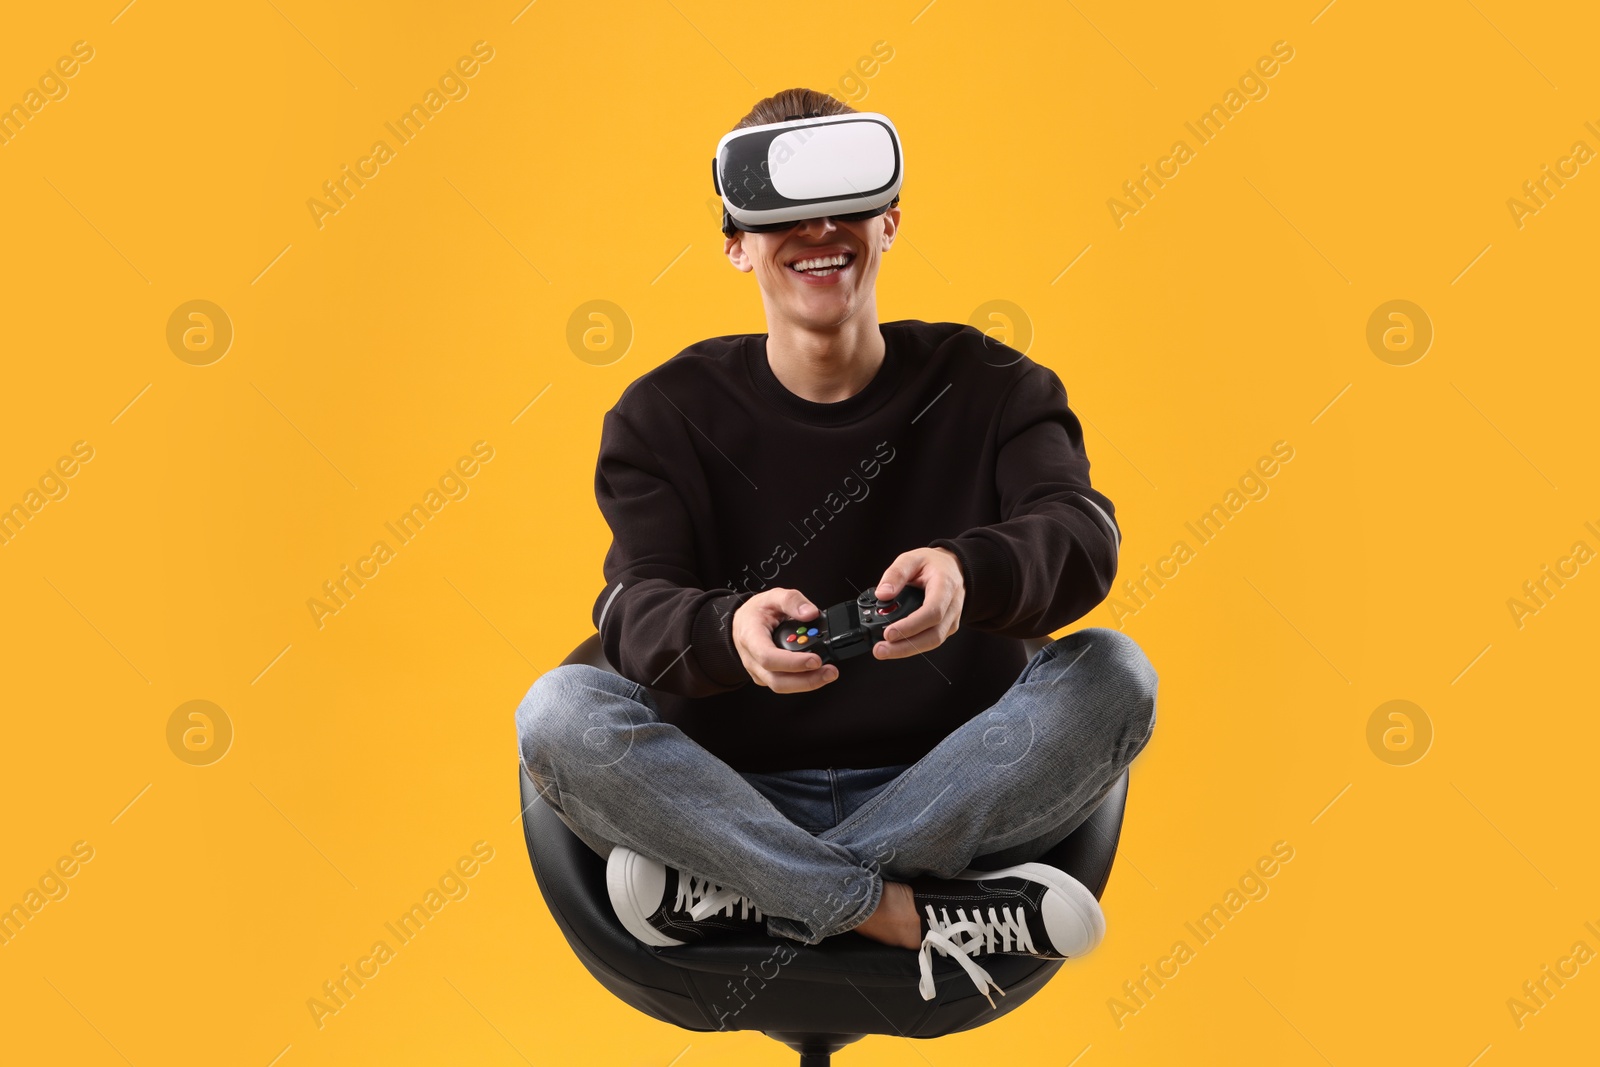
{"left": 787, "top": 252, "right": 856, "bottom": 277}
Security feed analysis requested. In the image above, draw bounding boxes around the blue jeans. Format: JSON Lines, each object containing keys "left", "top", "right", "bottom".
{"left": 516, "top": 627, "right": 1157, "bottom": 945}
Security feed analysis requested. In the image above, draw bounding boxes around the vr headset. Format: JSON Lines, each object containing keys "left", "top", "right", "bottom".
{"left": 712, "top": 111, "right": 904, "bottom": 238}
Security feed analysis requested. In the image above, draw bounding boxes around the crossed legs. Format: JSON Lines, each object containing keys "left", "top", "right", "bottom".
{"left": 516, "top": 628, "right": 1157, "bottom": 945}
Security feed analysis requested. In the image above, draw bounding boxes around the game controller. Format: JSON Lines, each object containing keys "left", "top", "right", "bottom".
{"left": 771, "top": 585, "right": 926, "bottom": 665}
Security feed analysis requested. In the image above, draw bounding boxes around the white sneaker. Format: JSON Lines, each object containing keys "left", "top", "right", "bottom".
{"left": 605, "top": 846, "right": 768, "bottom": 947}
{"left": 907, "top": 861, "right": 1106, "bottom": 1006}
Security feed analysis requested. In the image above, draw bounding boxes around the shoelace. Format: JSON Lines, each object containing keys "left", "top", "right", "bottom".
{"left": 676, "top": 873, "right": 765, "bottom": 923}
{"left": 917, "top": 903, "right": 1036, "bottom": 1006}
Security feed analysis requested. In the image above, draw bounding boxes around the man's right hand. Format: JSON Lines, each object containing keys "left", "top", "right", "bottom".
{"left": 733, "top": 588, "right": 839, "bottom": 693}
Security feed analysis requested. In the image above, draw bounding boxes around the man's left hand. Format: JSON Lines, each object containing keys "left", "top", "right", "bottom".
{"left": 871, "top": 547, "right": 965, "bottom": 660}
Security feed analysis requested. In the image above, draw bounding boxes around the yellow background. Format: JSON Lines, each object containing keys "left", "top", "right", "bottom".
{"left": 2, "top": 1, "right": 1596, "bottom": 1063}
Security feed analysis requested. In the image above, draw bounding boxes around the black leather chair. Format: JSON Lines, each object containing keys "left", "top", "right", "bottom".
{"left": 518, "top": 633, "right": 1130, "bottom": 1065}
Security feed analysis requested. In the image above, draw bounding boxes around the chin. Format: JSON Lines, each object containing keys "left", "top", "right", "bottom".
{"left": 788, "top": 296, "right": 857, "bottom": 328}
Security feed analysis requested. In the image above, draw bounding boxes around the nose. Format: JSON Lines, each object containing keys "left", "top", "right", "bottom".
{"left": 793, "top": 215, "right": 838, "bottom": 236}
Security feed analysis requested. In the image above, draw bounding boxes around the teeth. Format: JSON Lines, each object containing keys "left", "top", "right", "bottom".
{"left": 790, "top": 253, "right": 852, "bottom": 273}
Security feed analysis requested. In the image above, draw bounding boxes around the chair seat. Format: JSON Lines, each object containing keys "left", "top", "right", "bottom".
{"left": 519, "top": 633, "right": 1129, "bottom": 1042}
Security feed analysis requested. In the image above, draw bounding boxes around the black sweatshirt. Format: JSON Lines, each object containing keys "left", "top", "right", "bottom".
{"left": 590, "top": 319, "right": 1121, "bottom": 772}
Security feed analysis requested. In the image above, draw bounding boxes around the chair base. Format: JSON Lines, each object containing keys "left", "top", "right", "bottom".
{"left": 766, "top": 1031, "right": 864, "bottom": 1065}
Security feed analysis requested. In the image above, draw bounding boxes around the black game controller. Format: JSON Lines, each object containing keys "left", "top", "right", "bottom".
{"left": 771, "top": 585, "right": 926, "bottom": 665}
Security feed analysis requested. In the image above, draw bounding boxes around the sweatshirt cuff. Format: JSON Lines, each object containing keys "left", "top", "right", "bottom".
{"left": 930, "top": 536, "right": 1014, "bottom": 626}
{"left": 690, "top": 591, "right": 753, "bottom": 689}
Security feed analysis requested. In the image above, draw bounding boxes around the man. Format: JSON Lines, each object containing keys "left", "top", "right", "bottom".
{"left": 516, "top": 88, "right": 1157, "bottom": 1007}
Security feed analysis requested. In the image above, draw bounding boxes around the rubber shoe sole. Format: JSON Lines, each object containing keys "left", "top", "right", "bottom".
{"left": 606, "top": 846, "right": 685, "bottom": 947}
{"left": 953, "top": 861, "right": 1106, "bottom": 957}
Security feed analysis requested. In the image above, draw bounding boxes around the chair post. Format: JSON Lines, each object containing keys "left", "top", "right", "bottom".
{"left": 767, "top": 1032, "right": 861, "bottom": 1063}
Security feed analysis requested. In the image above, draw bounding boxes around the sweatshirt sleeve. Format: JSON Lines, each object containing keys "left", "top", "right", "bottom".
{"left": 591, "top": 404, "right": 755, "bottom": 696}
{"left": 929, "top": 364, "right": 1120, "bottom": 637}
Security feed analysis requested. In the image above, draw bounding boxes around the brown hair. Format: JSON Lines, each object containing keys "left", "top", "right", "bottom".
{"left": 730, "top": 87, "right": 857, "bottom": 131}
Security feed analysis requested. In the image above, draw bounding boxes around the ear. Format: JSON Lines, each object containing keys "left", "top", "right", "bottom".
{"left": 879, "top": 206, "right": 901, "bottom": 251}
{"left": 724, "top": 232, "right": 754, "bottom": 273}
